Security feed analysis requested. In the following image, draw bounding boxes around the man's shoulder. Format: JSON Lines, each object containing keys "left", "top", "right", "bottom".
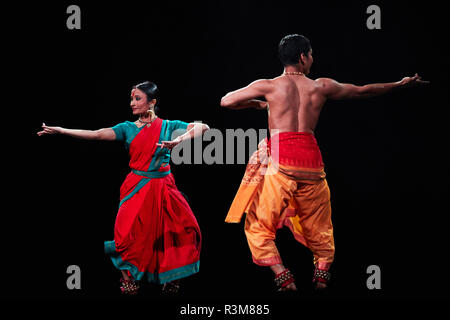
{"left": 247, "top": 78, "right": 277, "bottom": 94}
{"left": 252, "top": 78, "right": 277, "bottom": 85}
{"left": 315, "top": 77, "right": 337, "bottom": 86}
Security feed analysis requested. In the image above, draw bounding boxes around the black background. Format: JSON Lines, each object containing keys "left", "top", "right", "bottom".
{"left": 4, "top": 0, "right": 449, "bottom": 311}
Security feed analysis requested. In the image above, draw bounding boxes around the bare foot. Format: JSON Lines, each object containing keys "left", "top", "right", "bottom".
{"left": 279, "top": 282, "right": 298, "bottom": 291}
{"left": 162, "top": 280, "right": 180, "bottom": 294}
{"left": 314, "top": 282, "right": 327, "bottom": 290}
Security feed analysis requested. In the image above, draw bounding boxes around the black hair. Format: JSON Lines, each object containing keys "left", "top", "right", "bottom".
{"left": 133, "top": 81, "right": 159, "bottom": 113}
{"left": 134, "top": 81, "right": 158, "bottom": 101}
{"left": 278, "top": 34, "right": 312, "bottom": 66}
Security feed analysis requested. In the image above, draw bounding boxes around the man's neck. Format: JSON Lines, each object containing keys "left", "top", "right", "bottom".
{"left": 283, "top": 65, "right": 307, "bottom": 75}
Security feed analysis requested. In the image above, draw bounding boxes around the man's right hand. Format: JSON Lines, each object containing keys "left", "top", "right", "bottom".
{"left": 399, "top": 73, "right": 430, "bottom": 88}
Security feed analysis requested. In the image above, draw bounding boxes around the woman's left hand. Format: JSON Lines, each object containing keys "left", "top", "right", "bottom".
{"left": 156, "top": 137, "right": 182, "bottom": 150}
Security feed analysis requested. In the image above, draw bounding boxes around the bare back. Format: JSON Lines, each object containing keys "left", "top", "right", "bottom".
{"left": 265, "top": 75, "right": 327, "bottom": 135}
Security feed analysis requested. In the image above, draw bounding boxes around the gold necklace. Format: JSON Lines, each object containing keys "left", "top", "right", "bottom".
{"left": 283, "top": 72, "right": 305, "bottom": 76}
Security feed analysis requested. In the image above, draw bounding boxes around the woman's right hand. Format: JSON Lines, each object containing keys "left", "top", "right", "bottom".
{"left": 37, "top": 123, "right": 64, "bottom": 136}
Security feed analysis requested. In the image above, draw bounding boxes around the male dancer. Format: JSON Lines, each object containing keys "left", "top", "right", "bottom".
{"left": 221, "top": 34, "right": 428, "bottom": 291}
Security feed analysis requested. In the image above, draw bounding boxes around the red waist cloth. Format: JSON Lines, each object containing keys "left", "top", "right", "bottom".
{"left": 268, "top": 132, "right": 324, "bottom": 168}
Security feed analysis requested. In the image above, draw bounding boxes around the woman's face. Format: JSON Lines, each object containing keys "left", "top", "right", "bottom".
{"left": 130, "top": 88, "right": 151, "bottom": 115}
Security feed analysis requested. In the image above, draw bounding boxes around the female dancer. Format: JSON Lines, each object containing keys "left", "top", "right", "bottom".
{"left": 38, "top": 81, "right": 208, "bottom": 295}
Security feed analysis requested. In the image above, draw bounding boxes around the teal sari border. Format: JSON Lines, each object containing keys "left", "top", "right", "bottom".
{"left": 104, "top": 240, "right": 200, "bottom": 284}
{"left": 118, "top": 169, "right": 170, "bottom": 208}
{"left": 118, "top": 178, "right": 150, "bottom": 208}
{"left": 131, "top": 169, "right": 170, "bottom": 179}
{"left": 147, "top": 120, "right": 169, "bottom": 172}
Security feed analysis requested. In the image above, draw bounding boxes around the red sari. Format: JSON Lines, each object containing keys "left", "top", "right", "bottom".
{"left": 104, "top": 118, "right": 201, "bottom": 284}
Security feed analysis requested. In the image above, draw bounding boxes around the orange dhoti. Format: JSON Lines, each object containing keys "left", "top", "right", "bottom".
{"left": 226, "top": 132, "right": 334, "bottom": 270}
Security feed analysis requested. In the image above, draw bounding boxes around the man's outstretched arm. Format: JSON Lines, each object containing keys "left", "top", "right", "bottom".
{"left": 316, "top": 73, "right": 429, "bottom": 100}
{"left": 220, "top": 79, "right": 272, "bottom": 109}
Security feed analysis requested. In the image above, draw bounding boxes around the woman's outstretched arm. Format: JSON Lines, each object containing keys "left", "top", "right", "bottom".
{"left": 157, "top": 122, "right": 209, "bottom": 149}
{"left": 37, "top": 123, "right": 116, "bottom": 141}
